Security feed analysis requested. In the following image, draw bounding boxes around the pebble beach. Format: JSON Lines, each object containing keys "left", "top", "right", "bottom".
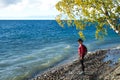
{"left": 32, "top": 49, "right": 120, "bottom": 80}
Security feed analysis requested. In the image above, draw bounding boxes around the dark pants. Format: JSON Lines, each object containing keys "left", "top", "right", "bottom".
{"left": 80, "top": 58, "right": 85, "bottom": 72}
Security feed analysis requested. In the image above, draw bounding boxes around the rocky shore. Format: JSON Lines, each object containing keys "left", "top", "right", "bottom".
{"left": 31, "top": 49, "right": 120, "bottom": 80}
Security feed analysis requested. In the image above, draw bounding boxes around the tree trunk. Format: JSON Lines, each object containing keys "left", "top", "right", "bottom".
{"left": 106, "top": 19, "right": 120, "bottom": 34}
{"left": 100, "top": 5, "right": 120, "bottom": 34}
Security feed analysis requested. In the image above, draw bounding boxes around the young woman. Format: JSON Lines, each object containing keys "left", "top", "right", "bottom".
{"left": 78, "top": 39, "right": 87, "bottom": 75}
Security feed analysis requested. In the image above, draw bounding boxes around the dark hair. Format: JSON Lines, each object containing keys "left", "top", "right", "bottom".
{"left": 78, "top": 39, "right": 83, "bottom": 42}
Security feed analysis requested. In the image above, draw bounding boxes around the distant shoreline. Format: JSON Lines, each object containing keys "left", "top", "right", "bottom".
{"left": 31, "top": 48, "right": 120, "bottom": 80}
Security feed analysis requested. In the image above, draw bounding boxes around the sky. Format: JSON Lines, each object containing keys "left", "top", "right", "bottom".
{"left": 0, "top": 0, "right": 60, "bottom": 19}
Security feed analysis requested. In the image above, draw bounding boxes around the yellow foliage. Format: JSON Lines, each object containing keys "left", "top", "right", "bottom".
{"left": 56, "top": 15, "right": 64, "bottom": 27}
{"left": 78, "top": 31, "right": 85, "bottom": 39}
{"left": 55, "top": 0, "right": 120, "bottom": 39}
{"left": 67, "top": 20, "right": 73, "bottom": 27}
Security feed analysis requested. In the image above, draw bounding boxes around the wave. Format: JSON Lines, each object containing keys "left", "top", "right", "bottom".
{"left": 0, "top": 42, "right": 72, "bottom": 80}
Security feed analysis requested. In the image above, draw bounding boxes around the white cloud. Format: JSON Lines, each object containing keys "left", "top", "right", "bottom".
{"left": 0, "top": 0, "right": 22, "bottom": 8}
{"left": 0, "top": 0, "right": 60, "bottom": 19}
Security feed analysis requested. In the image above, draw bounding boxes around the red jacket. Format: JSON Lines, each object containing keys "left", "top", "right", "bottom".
{"left": 78, "top": 44, "right": 86, "bottom": 58}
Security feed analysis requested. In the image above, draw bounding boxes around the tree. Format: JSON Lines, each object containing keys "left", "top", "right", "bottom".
{"left": 55, "top": 0, "right": 120, "bottom": 39}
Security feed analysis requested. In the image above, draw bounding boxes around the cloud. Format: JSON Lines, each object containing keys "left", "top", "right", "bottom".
{"left": 0, "top": 0, "right": 22, "bottom": 7}
{"left": 4, "top": 0, "right": 22, "bottom": 5}
{"left": 0, "top": 0, "right": 60, "bottom": 19}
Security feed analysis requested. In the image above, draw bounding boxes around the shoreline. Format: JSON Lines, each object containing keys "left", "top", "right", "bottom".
{"left": 31, "top": 48, "right": 120, "bottom": 80}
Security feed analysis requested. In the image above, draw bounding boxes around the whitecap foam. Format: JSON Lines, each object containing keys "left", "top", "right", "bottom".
{"left": 64, "top": 45, "right": 71, "bottom": 49}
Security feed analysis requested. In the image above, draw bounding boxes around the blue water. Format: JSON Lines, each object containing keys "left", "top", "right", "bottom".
{"left": 0, "top": 20, "right": 120, "bottom": 80}
{"left": 104, "top": 49, "right": 120, "bottom": 66}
